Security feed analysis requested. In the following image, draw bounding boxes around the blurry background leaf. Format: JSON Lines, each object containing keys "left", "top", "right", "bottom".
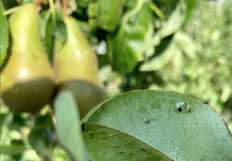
{"left": 28, "top": 132, "right": 48, "bottom": 158}
{"left": 1, "top": 0, "right": 19, "bottom": 10}
{"left": 108, "top": 0, "right": 153, "bottom": 74}
{"left": 73, "top": 0, "right": 89, "bottom": 21}
{"left": 152, "top": 0, "right": 186, "bottom": 46}
{"left": 55, "top": 91, "right": 88, "bottom": 161}
{"left": 88, "top": 0, "right": 127, "bottom": 32}
{"left": 140, "top": 35, "right": 173, "bottom": 71}
{"left": 140, "top": 42, "right": 178, "bottom": 71}
{"left": 173, "top": 31, "right": 198, "bottom": 59}
{"left": 1, "top": 145, "right": 27, "bottom": 155}
{"left": 183, "top": 0, "right": 197, "bottom": 25}
{"left": 0, "top": 2, "right": 9, "bottom": 67}
{"left": 28, "top": 113, "right": 54, "bottom": 159}
{"left": 23, "top": 0, "right": 35, "bottom": 4}
{"left": 108, "top": 25, "right": 139, "bottom": 74}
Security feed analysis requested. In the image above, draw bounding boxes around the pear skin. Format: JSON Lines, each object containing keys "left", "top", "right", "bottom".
{"left": 54, "top": 16, "right": 106, "bottom": 119}
{"left": 1, "top": 4, "right": 55, "bottom": 113}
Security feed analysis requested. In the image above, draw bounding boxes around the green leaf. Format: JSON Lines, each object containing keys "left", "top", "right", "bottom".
{"left": 54, "top": 11, "right": 67, "bottom": 43}
{"left": 108, "top": 25, "right": 139, "bottom": 74}
{"left": 140, "top": 43, "right": 179, "bottom": 71}
{"left": 45, "top": 14, "right": 55, "bottom": 63}
{"left": 1, "top": 0, "right": 19, "bottom": 10}
{"left": 139, "top": 35, "right": 174, "bottom": 71}
{"left": 148, "top": 0, "right": 186, "bottom": 49}
{"left": 23, "top": 0, "right": 34, "bottom": 4}
{"left": 108, "top": 0, "right": 153, "bottom": 73}
{"left": 40, "top": 11, "right": 51, "bottom": 40}
{"left": 28, "top": 132, "right": 48, "bottom": 158}
{"left": 88, "top": 0, "right": 127, "bottom": 32}
{"left": 0, "top": 2, "right": 9, "bottom": 67}
{"left": 41, "top": 10, "right": 65, "bottom": 63}
{"left": 28, "top": 114, "right": 54, "bottom": 158}
{"left": 173, "top": 31, "right": 197, "bottom": 59}
{"left": 32, "top": 113, "right": 54, "bottom": 131}
{"left": 126, "top": 0, "right": 154, "bottom": 61}
{"left": 140, "top": 0, "right": 187, "bottom": 62}
{"left": 183, "top": 0, "right": 197, "bottom": 25}
{"left": 157, "top": 0, "right": 186, "bottom": 38}
{"left": 1, "top": 145, "right": 27, "bottom": 155}
{"left": 54, "top": 91, "right": 88, "bottom": 161}
{"left": 82, "top": 90, "right": 232, "bottom": 161}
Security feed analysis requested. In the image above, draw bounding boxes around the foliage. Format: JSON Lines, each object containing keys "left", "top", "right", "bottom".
{"left": 1, "top": 0, "right": 232, "bottom": 160}
{"left": 0, "top": 2, "right": 8, "bottom": 67}
{"left": 82, "top": 90, "right": 232, "bottom": 160}
{"left": 54, "top": 91, "right": 88, "bottom": 161}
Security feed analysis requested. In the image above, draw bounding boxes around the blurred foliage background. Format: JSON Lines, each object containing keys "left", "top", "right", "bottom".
{"left": 1, "top": 0, "right": 232, "bottom": 160}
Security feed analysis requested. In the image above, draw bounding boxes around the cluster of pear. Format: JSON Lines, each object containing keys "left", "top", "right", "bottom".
{"left": 1, "top": 4, "right": 106, "bottom": 119}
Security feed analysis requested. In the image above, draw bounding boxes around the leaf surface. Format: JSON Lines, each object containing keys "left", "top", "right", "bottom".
{"left": 88, "top": 0, "right": 127, "bottom": 32}
{"left": 0, "top": 2, "right": 8, "bottom": 67}
{"left": 82, "top": 90, "right": 232, "bottom": 161}
{"left": 55, "top": 91, "right": 88, "bottom": 161}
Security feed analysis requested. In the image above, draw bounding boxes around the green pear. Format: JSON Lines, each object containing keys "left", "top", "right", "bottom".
{"left": 54, "top": 16, "right": 106, "bottom": 119}
{"left": 1, "top": 4, "right": 55, "bottom": 113}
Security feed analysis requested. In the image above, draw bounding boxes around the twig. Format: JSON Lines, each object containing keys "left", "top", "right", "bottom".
{"left": 62, "top": 0, "right": 68, "bottom": 17}
{"left": 34, "top": 0, "right": 44, "bottom": 6}
{"left": 122, "top": 0, "right": 143, "bottom": 24}
{"left": 150, "top": 3, "right": 165, "bottom": 20}
{"left": 3, "top": 6, "right": 19, "bottom": 15}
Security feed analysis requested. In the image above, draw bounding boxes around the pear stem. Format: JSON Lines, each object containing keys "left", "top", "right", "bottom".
{"left": 3, "top": 6, "right": 19, "bottom": 16}
{"left": 122, "top": 0, "right": 143, "bottom": 24}
{"left": 34, "top": 0, "right": 44, "bottom": 6}
{"left": 4, "top": 0, "right": 43, "bottom": 15}
{"left": 150, "top": 2, "right": 165, "bottom": 20}
{"left": 62, "top": 0, "right": 68, "bottom": 17}
{"left": 49, "top": 0, "right": 56, "bottom": 27}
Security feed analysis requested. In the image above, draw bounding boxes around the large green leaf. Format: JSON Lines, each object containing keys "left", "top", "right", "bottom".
{"left": 54, "top": 91, "right": 88, "bottom": 161}
{"left": 82, "top": 90, "right": 232, "bottom": 161}
{"left": 0, "top": 2, "right": 9, "bottom": 67}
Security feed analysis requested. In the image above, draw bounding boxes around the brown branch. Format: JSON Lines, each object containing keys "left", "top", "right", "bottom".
{"left": 34, "top": 0, "right": 43, "bottom": 6}
{"left": 62, "top": 0, "right": 68, "bottom": 17}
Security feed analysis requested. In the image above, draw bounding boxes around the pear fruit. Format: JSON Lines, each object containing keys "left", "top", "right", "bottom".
{"left": 54, "top": 16, "right": 106, "bottom": 119}
{"left": 1, "top": 4, "right": 55, "bottom": 113}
